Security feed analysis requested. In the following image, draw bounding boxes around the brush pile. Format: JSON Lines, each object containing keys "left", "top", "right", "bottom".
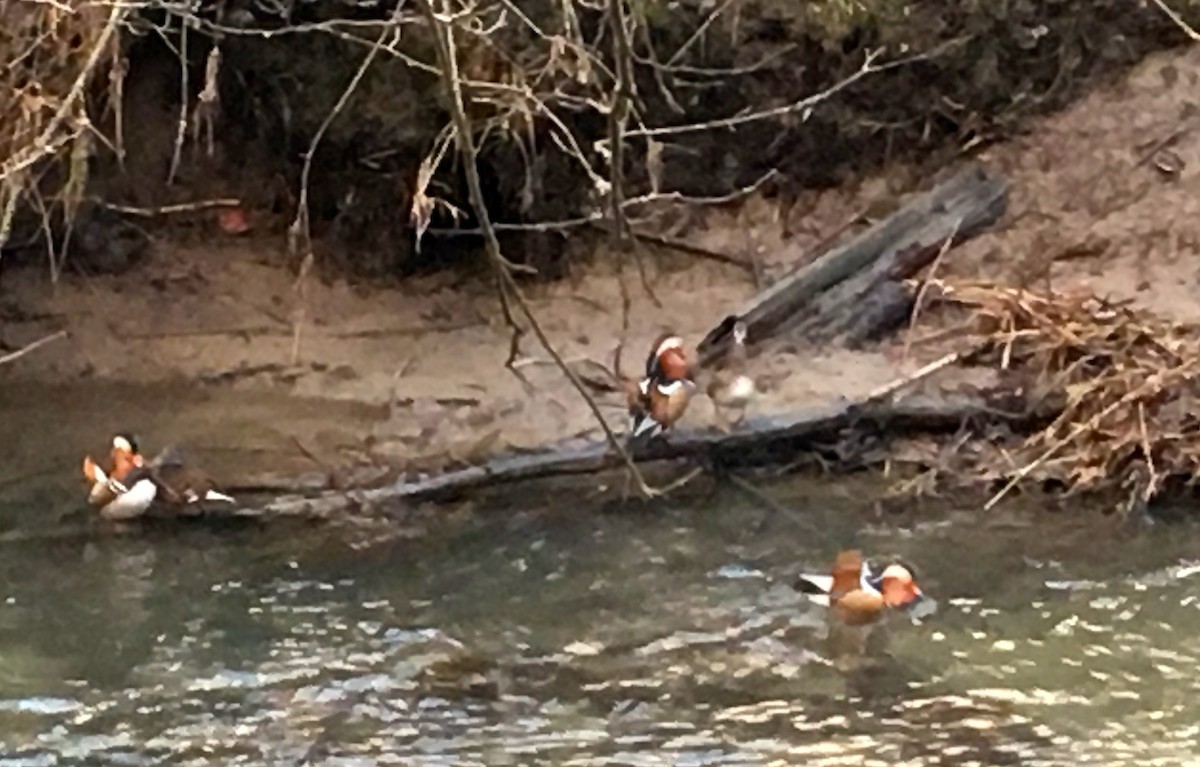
{"left": 0, "top": 1, "right": 119, "bottom": 245}
{"left": 922, "top": 279, "right": 1200, "bottom": 510}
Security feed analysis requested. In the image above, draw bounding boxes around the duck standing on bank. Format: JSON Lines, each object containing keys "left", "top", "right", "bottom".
{"left": 794, "top": 549, "right": 926, "bottom": 659}
{"left": 82, "top": 434, "right": 235, "bottom": 521}
{"left": 622, "top": 333, "right": 697, "bottom": 445}
{"left": 705, "top": 320, "right": 757, "bottom": 432}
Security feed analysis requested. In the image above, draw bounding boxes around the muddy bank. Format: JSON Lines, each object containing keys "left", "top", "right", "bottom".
{"left": 9, "top": 43, "right": 1200, "bottom": 517}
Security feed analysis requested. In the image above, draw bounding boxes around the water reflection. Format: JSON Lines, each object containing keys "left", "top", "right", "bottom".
{"left": 0, "top": 481, "right": 1198, "bottom": 765}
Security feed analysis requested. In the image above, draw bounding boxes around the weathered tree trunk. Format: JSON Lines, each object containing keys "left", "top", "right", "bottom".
{"left": 696, "top": 164, "right": 1009, "bottom": 362}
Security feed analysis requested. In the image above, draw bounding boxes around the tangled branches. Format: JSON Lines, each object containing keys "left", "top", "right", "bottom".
{"left": 926, "top": 280, "right": 1200, "bottom": 511}
{"left": 0, "top": 0, "right": 125, "bottom": 262}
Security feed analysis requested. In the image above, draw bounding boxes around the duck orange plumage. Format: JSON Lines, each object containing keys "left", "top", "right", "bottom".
{"left": 644, "top": 333, "right": 694, "bottom": 382}
{"left": 82, "top": 434, "right": 143, "bottom": 487}
{"left": 620, "top": 332, "right": 697, "bottom": 444}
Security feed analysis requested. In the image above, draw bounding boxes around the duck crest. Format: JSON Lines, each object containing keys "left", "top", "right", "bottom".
{"left": 645, "top": 333, "right": 691, "bottom": 382}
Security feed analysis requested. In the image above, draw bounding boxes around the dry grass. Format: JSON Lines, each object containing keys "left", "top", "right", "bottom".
{"left": 923, "top": 279, "right": 1200, "bottom": 510}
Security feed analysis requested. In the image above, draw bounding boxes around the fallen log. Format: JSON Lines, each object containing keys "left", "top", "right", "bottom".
{"left": 696, "top": 164, "right": 1009, "bottom": 362}
{"left": 224, "top": 167, "right": 1008, "bottom": 521}
{"left": 244, "top": 389, "right": 1048, "bottom": 519}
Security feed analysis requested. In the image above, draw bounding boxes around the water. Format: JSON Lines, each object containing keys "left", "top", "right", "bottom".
{"left": 1, "top": 475, "right": 1199, "bottom": 767}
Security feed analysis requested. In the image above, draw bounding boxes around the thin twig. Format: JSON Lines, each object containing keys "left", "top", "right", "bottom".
{"left": 97, "top": 198, "right": 242, "bottom": 217}
{"left": 607, "top": 0, "right": 657, "bottom": 303}
{"left": 627, "top": 49, "right": 883, "bottom": 138}
{"left": 665, "top": 0, "right": 741, "bottom": 65}
{"left": 426, "top": 168, "right": 778, "bottom": 236}
{"left": 861, "top": 350, "right": 966, "bottom": 404}
{"left": 1148, "top": 0, "right": 1200, "bottom": 39}
{"left": 124, "top": 325, "right": 281, "bottom": 340}
{"left": 288, "top": 14, "right": 396, "bottom": 259}
{"left": 0, "top": 330, "right": 68, "bottom": 367}
{"left": 607, "top": 0, "right": 632, "bottom": 245}
{"left": 902, "top": 217, "right": 961, "bottom": 363}
{"left": 725, "top": 472, "right": 819, "bottom": 534}
{"left": 626, "top": 39, "right": 963, "bottom": 139}
{"left": 1137, "top": 402, "right": 1158, "bottom": 502}
{"left": 166, "top": 20, "right": 189, "bottom": 185}
{"left": 625, "top": 226, "right": 754, "bottom": 272}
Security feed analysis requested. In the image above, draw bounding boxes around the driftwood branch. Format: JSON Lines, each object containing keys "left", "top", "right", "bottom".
{"left": 696, "top": 164, "right": 1009, "bottom": 363}
{"left": 239, "top": 349, "right": 1034, "bottom": 518}
{"left": 243, "top": 394, "right": 1043, "bottom": 519}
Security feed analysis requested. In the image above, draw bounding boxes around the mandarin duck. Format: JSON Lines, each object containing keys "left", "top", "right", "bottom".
{"left": 82, "top": 434, "right": 235, "bottom": 520}
{"left": 794, "top": 549, "right": 926, "bottom": 660}
{"left": 623, "top": 332, "right": 697, "bottom": 445}
{"left": 705, "top": 320, "right": 757, "bottom": 432}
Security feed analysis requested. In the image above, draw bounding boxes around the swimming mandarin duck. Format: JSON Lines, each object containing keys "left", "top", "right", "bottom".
{"left": 794, "top": 549, "right": 924, "bottom": 625}
{"left": 794, "top": 549, "right": 926, "bottom": 661}
{"left": 82, "top": 434, "right": 235, "bottom": 520}
{"left": 705, "top": 320, "right": 757, "bottom": 432}
{"left": 623, "top": 333, "right": 697, "bottom": 444}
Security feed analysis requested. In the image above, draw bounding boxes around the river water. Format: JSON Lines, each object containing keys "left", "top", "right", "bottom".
{"left": 1, "top": 466, "right": 1199, "bottom": 766}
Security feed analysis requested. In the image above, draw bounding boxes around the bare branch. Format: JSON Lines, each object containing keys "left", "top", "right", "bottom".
{"left": 1148, "top": 0, "right": 1200, "bottom": 40}
{"left": 288, "top": 14, "right": 397, "bottom": 260}
{"left": 166, "top": 19, "right": 189, "bottom": 185}
{"left": 606, "top": 0, "right": 635, "bottom": 245}
{"left": 665, "top": 0, "right": 742, "bottom": 66}
{"left": 427, "top": 168, "right": 779, "bottom": 236}
{"left": 0, "top": 2, "right": 127, "bottom": 191}
{"left": 423, "top": 0, "right": 674, "bottom": 499}
{"left": 0, "top": 330, "right": 68, "bottom": 368}
{"left": 627, "top": 49, "right": 884, "bottom": 138}
{"left": 626, "top": 40, "right": 965, "bottom": 139}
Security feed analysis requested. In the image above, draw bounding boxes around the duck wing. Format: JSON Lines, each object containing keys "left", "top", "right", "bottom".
{"left": 149, "top": 462, "right": 236, "bottom": 506}
{"left": 830, "top": 550, "right": 866, "bottom": 598}
{"left": 794, "top": 573, "right": 835, "bottom": 606}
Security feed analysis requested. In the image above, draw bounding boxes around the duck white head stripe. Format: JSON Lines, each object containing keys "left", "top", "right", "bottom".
{"left": 881, "top": 563, "right": 913, "bottom": 582}
{"left": 655, "top": 336, "right": 684, "bottom": 358}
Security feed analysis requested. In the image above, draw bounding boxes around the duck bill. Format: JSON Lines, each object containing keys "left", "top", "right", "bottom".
{"left": 82, "top": 456, "right": 106, "bottom": 483}
{"left": 891, "top": 584, "right": 938, "bottom": 616}
{"left": 906, "top": 588, "right": 939, "bottom": 620}
{"left": 882, "top": 582, "right": 925, "bottom": 610}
